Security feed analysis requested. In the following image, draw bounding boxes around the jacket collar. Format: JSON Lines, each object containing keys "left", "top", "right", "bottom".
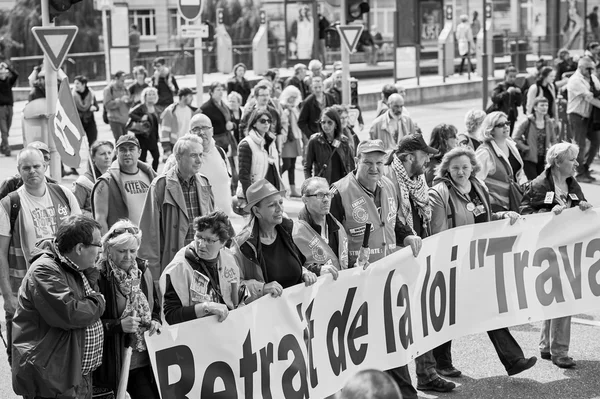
{"left": 298, "top": 206, "right": 340, "bottom": 235}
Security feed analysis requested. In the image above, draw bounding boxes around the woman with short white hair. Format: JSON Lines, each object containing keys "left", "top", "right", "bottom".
{"left": 94, "top": 219, "right": 161, "bottom": 398}
{"left": 459, "top": 108, "right": 486, "bottom": 149}
{"left": 128, "top": 86, "right": 160, "bottom": 171}
{"left": 520, "top": 142, "right": 592, "bottom": 369}
{"left": 279, "top": 85, "right": 303, "bottom": 197}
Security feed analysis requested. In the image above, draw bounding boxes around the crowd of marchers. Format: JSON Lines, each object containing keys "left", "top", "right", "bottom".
{"left": 0, "top": 50, "right": 597, "bottom": 399}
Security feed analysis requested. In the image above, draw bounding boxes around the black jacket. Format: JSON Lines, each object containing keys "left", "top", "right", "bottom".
{"left": 298, "top": 93, "right": 336, "bottom": 138}
{"left": 520, "top": 168, "right": 585, "bottom": 214}
{"left": 93, "top": 258, "right": 160, "bottom": 393}
{"left": 201, "top": 99, "right": 229, "bottom": 136}
{"left": 227, "top": 77, "right": 251, "bottom": 105}
{"left": 490, "top": 81, "right": 522, "bottom": 122}
{"left": 304, "top": 132, "right": 355, "bottom": 184}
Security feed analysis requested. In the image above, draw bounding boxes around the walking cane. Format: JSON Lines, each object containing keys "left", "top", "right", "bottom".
{"left": 116, "top": 311, "right": 137, "bottom": 399}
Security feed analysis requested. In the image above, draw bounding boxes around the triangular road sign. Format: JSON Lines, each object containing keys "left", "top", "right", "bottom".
{"left": 336, "top": 24, "right": 364, "bottom": 54}
{"left": 31, "top": 26, "right": 78, "bottom": 70}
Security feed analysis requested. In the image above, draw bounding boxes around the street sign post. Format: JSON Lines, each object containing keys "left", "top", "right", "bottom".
{"left": 31, "top": 26, "right": 78, "bottom": 70}
{"left": 336, "top": 24, "right": 363, "bottom": 54}
{"left": 180, "top": 24, "right": 209, "bottom": 39}
{"left": 178, "top": 0, "right": 202, "bottom": 21}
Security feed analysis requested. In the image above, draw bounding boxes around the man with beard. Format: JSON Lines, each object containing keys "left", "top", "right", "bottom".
{"left": 294, "top": 176, "right": 349, "bottom": 277}
{"left": 370, "top": 93, "right": 417, "bottom": 150}
{"left": 384, "top": 133, "right": 457, "bottom": 395}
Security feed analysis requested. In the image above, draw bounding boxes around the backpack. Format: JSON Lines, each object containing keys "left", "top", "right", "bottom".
{"left": 8, "top": 183, "right": 70, "bottom": 234}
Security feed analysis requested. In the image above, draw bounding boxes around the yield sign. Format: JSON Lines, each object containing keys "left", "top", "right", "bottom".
{"left": 31, "top": 26, "right": 78, "bottom": 70}
{"left": 336, "top": 24, "right": 364, "bottom": 54}
{"left": 178, "top": 0, "right": 202, "bottom": 21}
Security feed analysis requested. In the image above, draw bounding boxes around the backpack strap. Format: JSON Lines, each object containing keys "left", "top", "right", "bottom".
{"left": 215, "top": 145, "right": 232, "bottom": 177}
{"left": 47, "top": 183, "right": 70, "bottom": 205}
{"left": 8, "top": 191, "right": 21, "bottom": 235}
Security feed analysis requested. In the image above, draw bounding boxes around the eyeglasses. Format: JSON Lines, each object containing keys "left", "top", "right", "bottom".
{"left": 494, "top": 122, "right": 509, "bottom": 128}
{"left": 195, "top": 236, "right": 221, "bottom": 245}
{"left": 108, "top": 226, "right": 140, "bottom": 240}
{"left": 306, "top": 192, "right": 333, "bottom": 200}
{"left": 191, "top": 126, "right": 214, "bottom": 133}
{"left": 257, "top": 119, "right": 272, "bottom": 124}
{"left": 85, "top": 242, "right": 102, "bottom": 248}
{"left": 320, "top": 120, "right": 335, "bottom": 126}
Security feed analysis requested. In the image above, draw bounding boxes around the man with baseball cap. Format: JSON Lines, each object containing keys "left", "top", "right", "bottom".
{"left": 384, "top": 133, "right": 457, "bottom": 395}
{"left": 0, "top": 141, "right": 55, "bottom": 200}
{"left": 160, "top": 87, "right": 197, "bottom": 158}
{"left": 92, "top": 133, "right": 156, "bottom": 233}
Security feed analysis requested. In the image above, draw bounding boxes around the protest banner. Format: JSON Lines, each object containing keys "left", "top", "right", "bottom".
{"left": 146, "top": 207, "right": 600, "bottom": 398}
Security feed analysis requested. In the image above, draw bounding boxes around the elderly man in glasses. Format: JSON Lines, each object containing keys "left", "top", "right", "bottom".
{"left": 293, "top": 176, "right": 349, "bottom": 279}
{"left": 139, "top": 134, "right": 215, "bottom": 279}
{"left": 566, "top": 56, "right": 600, "bottom": 182}
{"left": 0, "top": 148, "right": 82, "bottom": 367}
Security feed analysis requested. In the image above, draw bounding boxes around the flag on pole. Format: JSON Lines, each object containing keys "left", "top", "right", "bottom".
{"left": 51, "top": 77, "right": 84, "bottom": 168}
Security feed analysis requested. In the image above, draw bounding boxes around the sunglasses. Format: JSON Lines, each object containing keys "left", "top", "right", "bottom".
{"left": 108, "top": 226, "right": 140, "bottom": 240}
{"left": 495, "top": 122, "right": 509, "bottom": 128}
{"left": 258, "top": 118, "right": 272, "bottom": 124}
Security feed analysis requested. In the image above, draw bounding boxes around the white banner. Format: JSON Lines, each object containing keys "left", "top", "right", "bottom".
{"left": 147, "top": 208, "right": 600, "bottom": 398}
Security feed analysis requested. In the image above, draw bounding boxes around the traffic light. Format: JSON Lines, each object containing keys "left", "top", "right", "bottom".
{"left": 49, "top": 0, "right": 83, "bottom": 20}
{"left": 347, "top": 0, "right": 369, "bottom": 22}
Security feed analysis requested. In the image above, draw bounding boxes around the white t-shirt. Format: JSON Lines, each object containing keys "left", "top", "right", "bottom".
{"left": 200, "top": 142, "right": 232, "bottom": 216}
{"left": 174, "top": 105, "right": 193, "bottom": 140}
{"left": 120, "top": 170, "right": 151, "bottom": 226}
{"left": 0, "top": 184, "right": 82, "bottom": 258}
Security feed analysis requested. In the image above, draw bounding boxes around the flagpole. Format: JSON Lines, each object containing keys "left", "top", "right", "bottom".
{"left": 40, "top": 1, "right": 61, "bottom": 181}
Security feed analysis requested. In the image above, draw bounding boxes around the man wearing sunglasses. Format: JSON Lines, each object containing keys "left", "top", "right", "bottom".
{"left": 293, "top": 177, "right": 349, "bottom": 279}
{"left": 566, "top": 56, "right": 600, "bottom": 182}
{"left": 0, "top": 147, "right": 82, "bottom": 367}
{"left": 12, "top": 215, "right": 105, "bottom": 399}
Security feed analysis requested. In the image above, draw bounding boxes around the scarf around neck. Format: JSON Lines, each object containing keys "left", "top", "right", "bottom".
{"left": 391, "top": 155, "right": 432, "bottom": 235}
{"left": 109, "top": 259, "right": 152, "bottom": 352}
{"left": 73, "top": 87, "right": 93, "bottom": 112}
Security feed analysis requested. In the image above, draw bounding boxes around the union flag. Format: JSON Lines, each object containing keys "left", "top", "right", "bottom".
{"left": 51, "top": 78, "right": 84, "bottom": 168}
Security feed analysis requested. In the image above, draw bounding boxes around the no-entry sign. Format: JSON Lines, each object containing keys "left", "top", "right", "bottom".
{"left": 178, "top": 0, "right": 202, "bottom": 21}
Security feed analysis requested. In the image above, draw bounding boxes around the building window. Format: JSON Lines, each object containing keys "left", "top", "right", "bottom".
{"left": 129, "top": 10, "right": 156, "bottom": 37}
{"left": 168, "top": 9, "right": 196, "bottom": 39}
{"left": 371, "top": 0, "right": 395, "bottom": 38}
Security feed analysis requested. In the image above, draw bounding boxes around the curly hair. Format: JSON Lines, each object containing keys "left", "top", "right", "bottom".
{"left": 464, "top": 109, "right": 486, "bottom": 135}
{"left": 140, "top": 86, "right": 158, "bottom": 103}
{"left": 436, "top": 146, "right": 481, "bottom": 179}
{"left": 193, "top": 211, "right": 234, "bottom": 243}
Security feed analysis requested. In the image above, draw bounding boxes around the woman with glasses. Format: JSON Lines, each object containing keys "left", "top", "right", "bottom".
{"left": 236, "top": 109, "right": 283, "bottom": 209}
{"left": 513, "top": 97, "right": 557, "bottom": 180}
{"left": 304, "top": 107, "right": 355, "bottom": 185}
{"left": 160, "top": 211, "right": 242, "bottom": 325}
{"left": 233, "top": 180, "right": 317, "bottom": 303}
{"left": 425, "top": 124, "right": 459, "bottom": 186}
{"left": 428, "top": 147, "right": 536, "bottom": 379}
{"left": 72, "top": 140, "right": 114, "bottom": 216}
{"left": 475, "top": 111, "right": 526, "bottom": 212}
{"left": 128, "top": 87, "right": 160, "bottom": 171}
{"left": 94, "top": 220, "right": 161, "bottom": 399}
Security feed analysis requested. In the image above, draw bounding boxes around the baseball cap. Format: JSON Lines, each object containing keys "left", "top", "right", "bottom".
{"left": 27, "top": 141, "right": 50, "bottom": 154}
{"left": 396, "top": 134, "right": 439, "bottom": 155}
{"left": 356, "top": 140, "right": 387, "bottom": 156}
{"left": 116, "top": 133, "right": 140, "bottom": 149}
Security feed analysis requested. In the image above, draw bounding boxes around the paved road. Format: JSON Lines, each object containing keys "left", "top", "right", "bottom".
{"left": 0, "top": 98, "right": 600, "bottom": 398}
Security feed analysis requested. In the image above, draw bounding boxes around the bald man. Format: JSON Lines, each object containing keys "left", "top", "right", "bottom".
{"left": 0, "top": 148, "right": 81, "bottom": 365}
{"left": 369, "top": 93, "right": 418, "bottom": 150}
{"left": 567, "top": 56, "right": 600, "bottom": 182}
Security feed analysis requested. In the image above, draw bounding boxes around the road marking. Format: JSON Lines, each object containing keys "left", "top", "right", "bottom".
{"left": 572, "top": 317, "right": 600, "bottom": 327}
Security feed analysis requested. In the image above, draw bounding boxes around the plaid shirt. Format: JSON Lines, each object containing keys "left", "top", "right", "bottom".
{"left": 78, "top": 270, "right": 104, "bottom": 374}
{"left": 178, "top": 172, "right": 201, "bottom": 244}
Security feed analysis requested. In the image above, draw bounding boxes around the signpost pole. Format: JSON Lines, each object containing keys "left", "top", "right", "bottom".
{"left": 195, "top": 35, "right": 203, "bottom": 107}
{"left": 482, "top": 0, "right": 488, "bottom": 111}
{"left": 340, "top": 0, "right": 350, "bottom": 105}
{"left": 40, "top": 1, "right": 61, "bottom": 181}
{"left": 102, "top": 7, "right": 111, "bottom": 82}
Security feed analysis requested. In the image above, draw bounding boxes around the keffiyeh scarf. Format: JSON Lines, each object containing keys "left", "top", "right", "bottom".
{"left": 391, "top": 155, "right": 432, "bottom": 234}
